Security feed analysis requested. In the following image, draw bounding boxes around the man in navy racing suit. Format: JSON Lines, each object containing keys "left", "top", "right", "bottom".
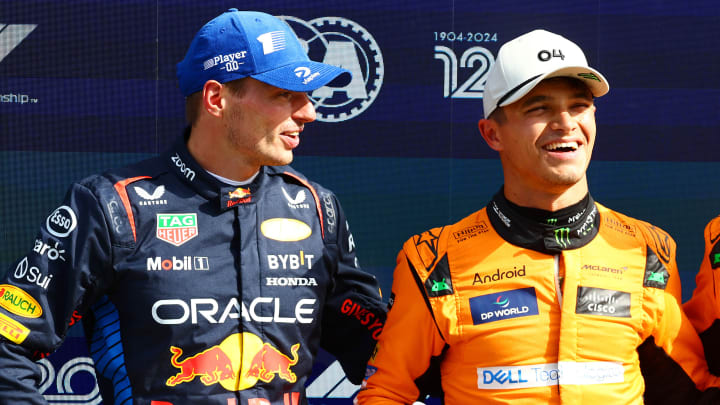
{"left": 0, "top": 9, "right": 386, "bottom": 404}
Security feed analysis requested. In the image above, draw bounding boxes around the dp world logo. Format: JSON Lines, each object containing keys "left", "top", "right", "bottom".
{"left": 493, "top": 295, "right": 510, "bottom": 308}
{"left": 280, "top": 16, "right": 384, "bottom": 122}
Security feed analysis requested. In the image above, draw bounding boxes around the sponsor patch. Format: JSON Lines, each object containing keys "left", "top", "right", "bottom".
{"left": 710, "top": 237, "right": 720, "bottom": 270}
{"left": 423, "top": 255, "right": 453, "bottom": 297}
{"left": 282, "top": 188, "right": 310, "bottom": 209}
{"left": 164, "top": 332, "right": 299, "bottom": 391}
{"left": 580, "top": 263, "right": 627, "bottom": 280}
{"left": 320, "top": 192, "right": 337, "bottom": 235}
{"left": 340, "top": 298, "right": 384, "bottom": 340}
{"left": 265, "top": 277, "right": 317, "bottom": 287}
{"left": 473, "top": 265, "right": 526, "bottom": 285}
{"left": 13, "top": 257, "right": 53, "bottom": 290}
{"left": 46, "top": 205, "right": 77, "bottom": 238}
{"left": 147, "top": 256, "right": 209, "bottom": 271}
{"left": 0, "top": 311, "right": 30, "bottom": 344}
{"left": 643, "top": 249, "right": 670, "bottom": 290}
{"left": 267, "top": 251, "right": 315, "bottom": 271}
{"left": 0, "top": 284, "right": 42, "bottom": 318}
{"left": 576, "top": 287, "right": 631, "bottom": 318}
{"left": 453, "top": 222, "right": 489, "bottom": 242}
{"left": 135, "top": 185, "right": 168, "bottom": 206}
{"left": 261, "top": 218, "right": 312, "bottom": 242}
{"left": 477, "top": 361, "right": 624, "bottom": 389}
{"left": 156, "top": 213, "right": 198, "bottom": 246}
{"left": 469, "top": 287, "right": 538, "bottom": 324}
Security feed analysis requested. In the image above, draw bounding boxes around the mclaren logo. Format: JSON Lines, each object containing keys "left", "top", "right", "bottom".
{"left": 0, "top": 24, "right": 37, "bottom": 63}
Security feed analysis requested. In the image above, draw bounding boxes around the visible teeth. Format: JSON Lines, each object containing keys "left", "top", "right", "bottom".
{"left": 545, "top": 141, "right": 578, "bottom": 151}
{"left": 286, "top": 132, "right": 299, "bottom": 136}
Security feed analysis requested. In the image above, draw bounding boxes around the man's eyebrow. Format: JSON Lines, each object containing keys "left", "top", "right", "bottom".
{"left": 520, "top": 91, "right": 593, "bottom": 108}
{"left": 520, "top": 95, "right": 550, "bottom": 107}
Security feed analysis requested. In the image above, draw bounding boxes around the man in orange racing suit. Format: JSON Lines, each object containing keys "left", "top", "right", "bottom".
{"left": 357, "top": 30, "right": 720, "bottom": 404}
{"left": 685, "top": 215, "right": 720, "bottom": 375}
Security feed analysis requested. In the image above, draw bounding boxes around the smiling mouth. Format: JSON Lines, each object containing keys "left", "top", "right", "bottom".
{"left": 280, "top": 132, "right": 300, "bottom": 149}
{"left": 544, "top": 141, "right": 579, "bottom": 152}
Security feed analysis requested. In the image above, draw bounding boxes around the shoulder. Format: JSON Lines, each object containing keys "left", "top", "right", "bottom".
{"left": 72, "top": 154, "right": 167, "bottom": 195}
{"left": 401, "top": 208, "right": 488, "bottom": 272}
{"left": 598, "top": 203, "right": 676, "bottom": 256}
{"left": 704, "top": 214, "right": 720, "bottom": 239}
{"left": 265, "top": 165, "right": 333, "bottom": 196}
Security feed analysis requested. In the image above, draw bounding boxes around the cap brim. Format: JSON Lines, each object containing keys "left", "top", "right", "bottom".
{"left": 251, "top": 61, "right": 351, "bottom": 92}
{"left": 498, "top": 66, "right": 609, "bottom": 108}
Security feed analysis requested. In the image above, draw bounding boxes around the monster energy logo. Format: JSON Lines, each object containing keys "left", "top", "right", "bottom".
{"left": 546, "top": 218, "right": 558, "bottom": 225}
{"left": 578, "top": 72, "right": 601, "bottom": 82}
{"left": 714, "top": 253, "right": 720, "bottom": 265}
{"left": 554, "top": 227, "right": 571, "bottom": 248}
{"left": 431, "top": 278, "right": 451, "bottom": 292}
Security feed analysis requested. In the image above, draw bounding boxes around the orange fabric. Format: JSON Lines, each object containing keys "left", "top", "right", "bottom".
{"left": 685, "top": 216, "right": 720, "bottom": 334}
{"left": 358, "top": 204, "right": 717, "bottom": 404}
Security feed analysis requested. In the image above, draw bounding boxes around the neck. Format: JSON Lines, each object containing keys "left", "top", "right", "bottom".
{"left": 502, "top": 177, "right": 590, "bottom": 212}
{"left": 186, "top": 125, "right": 259, "bottom": 183}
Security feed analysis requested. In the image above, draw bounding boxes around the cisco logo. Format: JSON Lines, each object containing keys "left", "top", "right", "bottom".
{"left": 280, "top": 16, "right": 383, "bottom": 122}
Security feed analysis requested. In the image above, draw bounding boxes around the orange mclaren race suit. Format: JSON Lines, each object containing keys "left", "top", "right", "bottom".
{"left": 357, "top": 191, "right": 720, "bottom": 404}
{"left": 685, "top": 215, "right": 720, "bottom": 375}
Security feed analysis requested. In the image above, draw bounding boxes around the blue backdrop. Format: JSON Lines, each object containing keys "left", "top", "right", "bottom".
{"left": 1, "top": 1, "right": 719, "bottom": 403}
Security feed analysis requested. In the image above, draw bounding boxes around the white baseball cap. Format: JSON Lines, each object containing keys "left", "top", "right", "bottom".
{"left": 483, "top": 29, "right": 609, "bottom": 118}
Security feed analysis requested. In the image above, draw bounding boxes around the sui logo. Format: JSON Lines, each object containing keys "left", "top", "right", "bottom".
{"left": 279, "top": 16, "right": 384, "bottom": 122}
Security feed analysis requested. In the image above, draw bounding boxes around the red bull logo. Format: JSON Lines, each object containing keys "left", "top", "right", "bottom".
{"left": 227, "top": 187, "right": 252, "bottom": 207}
{"left": 165, "top": 332, "right": 301, "bottom": 392}
{"left": 245, "top": 343, "right": 299, "bottom": 383}
{"left": 166, "top": 346, "right": 234, "bottom": 386}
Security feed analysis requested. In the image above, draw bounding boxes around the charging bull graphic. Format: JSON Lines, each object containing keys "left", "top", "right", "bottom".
{"left": 246, "top": 343, "right": 300, "bottom": 383}
{"left": 165, "top": 333, "right": 302, "bottom": 392}
{"left": 166, "top": 345, "right": 235, "bottom": 386}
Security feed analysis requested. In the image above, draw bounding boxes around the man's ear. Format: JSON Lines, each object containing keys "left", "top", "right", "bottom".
{"left": 202, "top": 80, "right": 224, "bottom": 118}
{"left": 478, "top": 118, "right": 503, "bottom": 151}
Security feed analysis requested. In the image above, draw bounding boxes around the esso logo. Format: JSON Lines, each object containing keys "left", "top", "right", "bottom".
{"left": 46, "top": 206, "right": 77, "bottom": 238}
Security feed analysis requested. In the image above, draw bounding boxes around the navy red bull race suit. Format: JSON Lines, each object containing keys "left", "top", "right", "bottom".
{"left": 0, "top": 132, "right": 386, "bottom": 405}
{"left": 358, "top": 191, "right": 720, "bottom": 404}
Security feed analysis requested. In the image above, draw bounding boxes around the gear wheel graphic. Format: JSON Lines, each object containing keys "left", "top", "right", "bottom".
{"left": 279, "top": 16, "right": 384, "bottom": 122}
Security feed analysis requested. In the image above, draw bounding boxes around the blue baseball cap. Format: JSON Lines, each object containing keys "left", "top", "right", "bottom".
{"left": 177, "top": 9, "right": 351, "bottom": 96}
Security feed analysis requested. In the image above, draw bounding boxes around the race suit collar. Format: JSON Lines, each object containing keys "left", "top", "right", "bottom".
{"left": 165, "top": 128, "right": 269, "bottom": 211}
{"left": 487, "top": 187, "right": 600, "bottom": 254}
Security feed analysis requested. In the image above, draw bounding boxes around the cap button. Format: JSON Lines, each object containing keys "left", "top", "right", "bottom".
{"left": 228, "top": 8, "right": 238, "bottom": 12}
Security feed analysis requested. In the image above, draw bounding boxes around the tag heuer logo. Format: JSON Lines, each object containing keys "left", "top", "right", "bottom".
{"left": 156, "top": 213, "right": 198, "bottom": 246}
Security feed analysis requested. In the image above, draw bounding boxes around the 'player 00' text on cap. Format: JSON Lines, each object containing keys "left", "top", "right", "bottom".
{"left": 482, "top": 29, "right": 609, "bottom": 118}
{"left": 176, "top": 9, "right": 351, "bottom": 96}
